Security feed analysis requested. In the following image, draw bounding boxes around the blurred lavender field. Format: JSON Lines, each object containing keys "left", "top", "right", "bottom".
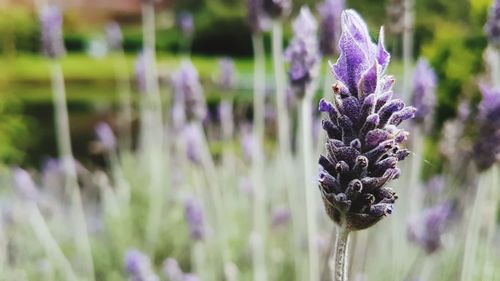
{"left": 0, "top": 0, "right": 499, "bottom": 281}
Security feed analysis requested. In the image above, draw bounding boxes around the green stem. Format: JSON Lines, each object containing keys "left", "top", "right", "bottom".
{"left": 302, "top": 96, "right": 320, "bottom": 281}
{"left": 272, "top": 21, "right": 290, "bottom": 157}
{"left": 332, "top": 227, "right": 350, "bottom": 281}
{"left": 461, "top": 172, "right": 489, "bottom": 281}
{"left": 50, "top": 62, "right": 94, "bottom": 281}
{"left": 401, "top": 0, "right": 414, "bottom": 102}
{"left": 113, "top": 48, "right": 133, "bottom": 151}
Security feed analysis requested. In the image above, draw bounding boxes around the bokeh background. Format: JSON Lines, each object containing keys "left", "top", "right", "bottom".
{"left": 0, "top": 0, "right": 499, "bottom": 281}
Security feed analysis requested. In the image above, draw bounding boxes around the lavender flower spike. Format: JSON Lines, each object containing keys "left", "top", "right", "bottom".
{"left": 178, "top": 12, "right": 195, "bottom": 38}
{"left": 485, "top": 0, "right": 500, "bottom": 47}
{"left": 124, "top": 249, "right": 159, "bottom": 281}
{"left": 317, "top": 0, "right": 344, "bottom": 56}
{"left": 285, "top": 6, "right": 320, "bottom": 98}
{"left": 135, "top": 52, "right": 147, "bottom": 94}
{"left": 106, "top": 21, "right": 123, "bottom": 51}
{"left": 411, "top": 58, "right": 437, "bottom": 125}
{"left": 247, "top": 0, "right": 267, "bottom": 33}
{"left": 408, "top": 203, "right": 453, "bottom": 254}
{"left": 12, "top": 168, "right": 39, "bottom": 201}
{"left": 163, "top": 258, "right": 184, "bottom": 281}
{"left": 218, "top": 58, "right": 236, "bottom": 91}
{"left": 184, "top": 197, "right": 207, "bottom": 240}
{"left": 318, "top": 10, "right": 416, "bottom": 231}
{"left": 40, "top": 5, "right": 65, "bottom": 59}
{"left": 263, "top": 0, "right": 291, "bottom": 19}
{"left": 95, "top": 122, "right": 116, "bottom": 151}
{"left": 473, "top": 84, "right": 500, "bottom": 171}
{"left": 172, "top": 60, "right": 207, "bottom": 122}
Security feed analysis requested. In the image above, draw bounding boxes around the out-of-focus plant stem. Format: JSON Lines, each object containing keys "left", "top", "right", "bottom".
{"left": 301, "top": 93, "right": 320, "bottom": 281}
{"left": 194, "top": 121, "right": 229, "bottom": 274}
{"left": 409, "top": 127, "right": 423, "bottom": 215}
{"left": 332, "top": 226, "right": 350, "bottom": 281}
{"left": 461, "top": 168, "right": 491, "bottom": 281}
{"left": 50, "top": 62, "right": 95, "bottom": 281}
{"left": 141, "top": 1, "right": 166, "bottom": 254}
{"left": 272, "top": 21, "right": 290, "bottom": 157}
{"left": 29, "top": 203, "right": 77, "bottom": 281}
{"left": 112, "top": 48, "right": 133, "bottom": 152}
{"left": 251, "top": 33, "right": 268, "bottom": 281}
{"left": 402, "top": 0, "right": 414, "bottom": 102}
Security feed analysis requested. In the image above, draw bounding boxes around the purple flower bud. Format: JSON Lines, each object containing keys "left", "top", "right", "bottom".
{"left": 239, "top": 123, "right": 257, "bottom": 163}
{"left": 407, "top": 203, "right": 453, "bottom": 254}
{"left": 318, "top": 10, "right": 413, "bottom": 231}
{"left": 263, "top": 0, "right": 292, "bottom": 19}
{"left": 12, "top": 168, "right": 39, "bottom": 201}
{"left": 183, "top": 124, "right": 203, "bottom": 164}
{"left": 124, "top": 249, "right": 159, "bottom": 281}
{"left": 332, "top": 10, "right": 390, "bottom": 97}
{"left": 218, "top": 58, "right": 236, "bottom": 91}
{"left": 473, "top": 84, "right": 500, "bottom": 171}
{"left": 95, "top": 122, "right": 116, "bottom": 152}
{"left": 247, "top": 0, "right": 267, "bottom": 33}
{"left": 411, "top": 58, "right": 437, "bottom": 125}
{"left": 285, "top": 7, "right": 320, "bottom": 98}
{"left": 178, "top": 12, "right": 194, "bottom": 38}
{"left": 485, "top": 0, "right": 500, "bottom": 47}
{"left": 162, "top": 258, "right": 184, "bottom": 281}
{"left": 271, "top": 207, "right": 291, "bottom": 228}
{"left": 39, "top": 5, "right": 65, "bottom": 59}
{"left": 184, "top": 197, "right": 206, "bottom": 241}
{"left": 135, "top": 52, "right": 147, "bottom": 94}
{"left": 317, "top": 0, "right": 344, "bottom": 56}
{"left": 106, "top": 21, "right": 123, "bottom": 51}
{"left": 172, "top": 60, "right": 207, "bottom": 122}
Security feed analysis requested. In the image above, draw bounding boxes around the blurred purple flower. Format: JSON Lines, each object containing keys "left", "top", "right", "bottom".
{"left": 485, "top": 0, "right": 500, "bottom": 47}
{"left": 285, "top": 7, "right": 320, "bottom": 98}
{"left": 218, "top": 102, "right": 233, "bottom": 124}
{"left": 12, "top": 168, "right": 39, "bottom": 201}
{"left": 39, "top": 5, "right": 65, "bottom": 59}
{"left": 178, "top": 12, "right": 194, "bottom": 38}
{"left": 162, "top": 258, "right": 184, "bottom": 281}
{"left": 183, "top": 124, "right": 203, "bottom": 164}
{"left": 271, "top": 207, "right": 291, "bottom": 228}
{"left": 172, "top": 60, "right": 207, "bottom": 122}
{"left": 218, "top": 58, "right": 236, "bottom": 91}
{"left": 425, "top": 175, "right": 446, "bottom": 194}
{"left": 408, "top": 203, "right": 453, "bottom": 254}
{"left": 247, "top": 0, "right": 267, "bottom": 33}
{"left": 411, "top": 58, "right": 437, "bottom": 125}
{"left": 106, "top": 21, "right": 123, "bottom": 51}
{"left": 95, "top": 122, "right": 116, "bottom": 152}
{"left": 124, "top": 249, "right": 159, "bottom": 281}
{"left": 318, "top": 10, "right": 415, "bottom": 231}
{"left": 184, "top": 197, "right": 206, "bottom": 241}
{"left": 317, "top": 0, "right": 344, "bottom": 56}
{"left": 263, "top": 0, "right": 291, "bottom": 19}
{"left": 135, "top": 52, "right": 147, "bottom": 94}
{"left": 473, "top": 84, "right": 500, "bottom": 171}
{"left": 239, "top": 123, "right": 256, "bottom": 163}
